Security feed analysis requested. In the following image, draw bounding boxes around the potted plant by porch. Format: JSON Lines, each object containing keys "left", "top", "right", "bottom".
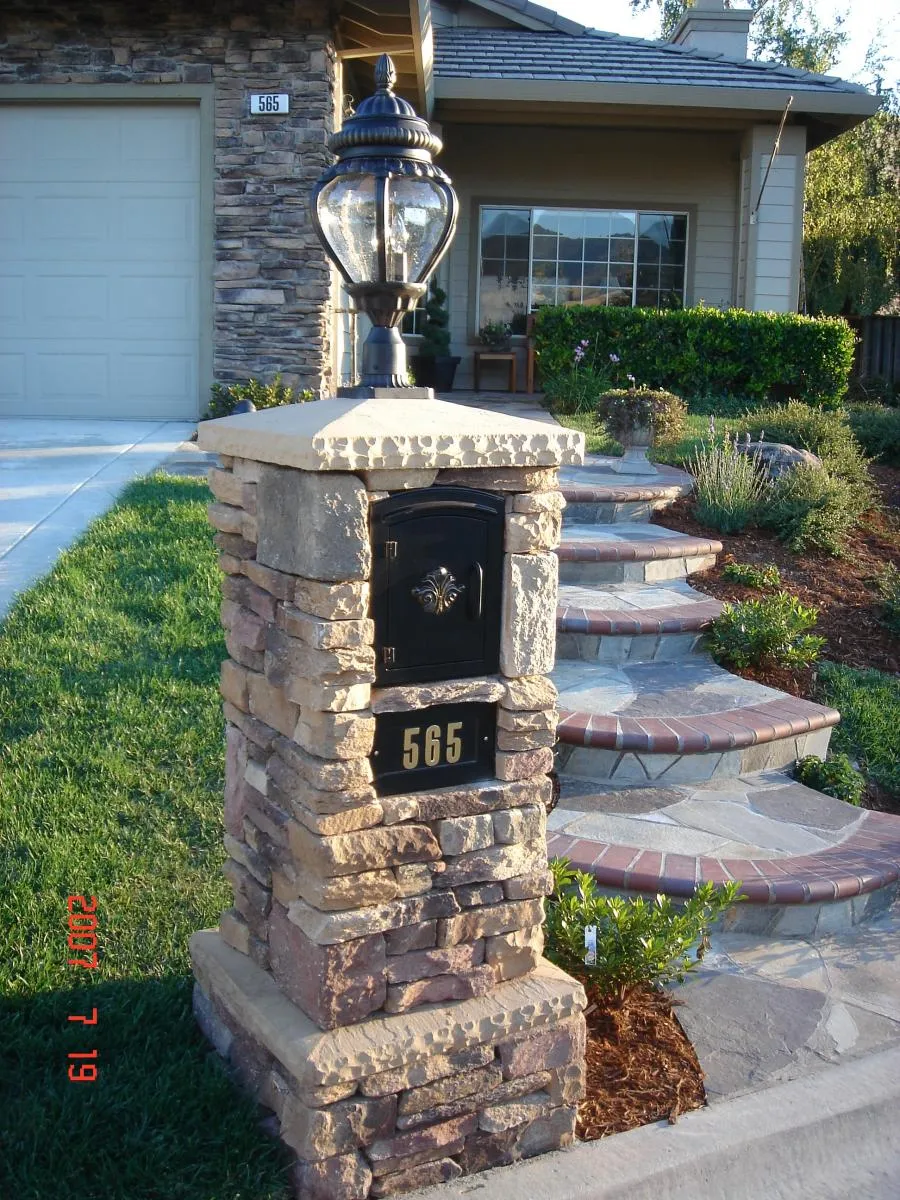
{"left": 409, "top": 282, "right": 461, "bottom": 391}
{"left": 597, "top": 380, "right": 686, "bottom": 474}
{"left": 478, "top": 319, "right": 513, "bottom": 351}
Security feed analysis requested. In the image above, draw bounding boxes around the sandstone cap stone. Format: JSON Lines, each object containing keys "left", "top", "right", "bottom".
{"left": 197, "top": 397, "right": 584, "bottom": 472}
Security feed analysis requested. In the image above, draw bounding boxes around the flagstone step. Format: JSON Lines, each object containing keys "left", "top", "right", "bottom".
{"left": 546, "top": 777, "right": 900, "bottom": 937}
{"left": 553, "top": 658, "right": 839, "bottom": 785}
{"left": 557, "top": 581, "right": 723, "bottom": 663}
{"left": 560, "top": 460, "right": 692, "bottom": 525}
{"left": 556, "top": 524, "right": 722, "bottom": 585}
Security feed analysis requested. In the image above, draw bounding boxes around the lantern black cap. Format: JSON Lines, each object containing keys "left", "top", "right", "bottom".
{"left": 328, "top": 54, "right": 443, "bottom": 162}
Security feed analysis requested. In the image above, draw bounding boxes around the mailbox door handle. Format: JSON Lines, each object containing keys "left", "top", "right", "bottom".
{"left": 468, "top": 562, "right": 484, "bottom": 621}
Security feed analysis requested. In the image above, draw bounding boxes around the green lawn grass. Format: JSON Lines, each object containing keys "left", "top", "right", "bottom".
{"left": 554, "top": 412, "right": 742, "bottom": 464}
{"left": 817, "top": 663, "right": 900, "bottom": 801}
{"left": 0, "top": 475, "right": 292, "bottom": 1200}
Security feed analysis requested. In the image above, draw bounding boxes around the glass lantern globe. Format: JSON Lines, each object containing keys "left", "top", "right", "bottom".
{"left": 311, "top": 55, "right": 458, "bottom": 393}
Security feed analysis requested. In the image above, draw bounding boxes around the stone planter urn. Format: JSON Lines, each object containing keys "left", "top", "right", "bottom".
{"left": 614, "top": 421, "right": 658, "bottom": 476}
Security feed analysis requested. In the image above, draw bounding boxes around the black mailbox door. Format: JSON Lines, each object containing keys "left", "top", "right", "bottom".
{"left": 371, "top": 487, "right": 504, "bottom": 685}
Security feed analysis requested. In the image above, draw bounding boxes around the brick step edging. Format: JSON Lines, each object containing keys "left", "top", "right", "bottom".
{"left": 556, "top": 534, "right": 722, "bottom": 564}
{"left": 548, "top": 809, "right": 900, "bottom": 904}
{"left": 557, "top": 598, "right": 723, "bottom": 637}
{"left": 562, "top": 482, "right": 688, "bottom": 504}
{"left": 556, "top": 696, "right": 840, "bottom": 753}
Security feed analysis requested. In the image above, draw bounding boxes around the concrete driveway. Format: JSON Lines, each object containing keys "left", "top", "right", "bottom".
{"left": 0, "top": 418, "right": 196, "bottom": 623}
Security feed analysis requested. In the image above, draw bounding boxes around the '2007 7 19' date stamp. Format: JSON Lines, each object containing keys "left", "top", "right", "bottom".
{"left": 66, "top": 895, "right": 99, "bottom": 1083}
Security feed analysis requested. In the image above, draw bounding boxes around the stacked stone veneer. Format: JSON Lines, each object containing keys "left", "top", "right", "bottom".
{"left": 0, "top": 0, "right": 337, "bottom": 393}
{"left": 191, "top": 401, "right": 587, "bottom": 1198}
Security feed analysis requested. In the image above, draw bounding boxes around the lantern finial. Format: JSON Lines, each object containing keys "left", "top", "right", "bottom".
{"left": 374, "top": 54, "right": 397, "bottom": 93}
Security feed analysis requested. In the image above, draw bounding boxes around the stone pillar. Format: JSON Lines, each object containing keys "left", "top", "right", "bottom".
{"left": 191, "top": 397, "right": 587, "bottom": 1198}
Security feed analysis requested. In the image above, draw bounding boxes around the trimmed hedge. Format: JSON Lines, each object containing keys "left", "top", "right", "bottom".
{"left": 533, "top": 305, "right": 855, "bottom": 409}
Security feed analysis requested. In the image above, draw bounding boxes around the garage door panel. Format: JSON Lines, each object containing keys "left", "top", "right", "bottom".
{"left": 0, "top": 354, "right": 25, "bottom": 400}
{"left": 119, "top": 274, "right": 195, "bottom": 326}
{"left": 0, "top": 104, "right": 201, "bottom": 418}
{"left": 117, "top": 353, "right": 196, "bottom": 404}
{"left": 122, "top": 195, "right": 196, "bottom": 247}
{"left": 0, "top": 275, "right": 24, "bottom": 321}
{"left": 37, "top": 275, "right": 110, "bottom": 322}
{"left": 0, "top": 196, "right": 25, "bottom": 240}
{"left": 38, "top": 352, "right": 109, "bottom": 402}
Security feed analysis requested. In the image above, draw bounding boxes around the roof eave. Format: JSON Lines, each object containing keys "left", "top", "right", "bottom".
{"left": 433, "top": 75, "right": 881, "bottom": 121}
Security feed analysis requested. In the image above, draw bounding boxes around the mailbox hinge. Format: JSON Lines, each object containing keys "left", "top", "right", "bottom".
{"left": 382, "top": 646, "right": 396, "bottom": 666}
{"left": 383, "top": 540, "right": 398, "bottom": 559}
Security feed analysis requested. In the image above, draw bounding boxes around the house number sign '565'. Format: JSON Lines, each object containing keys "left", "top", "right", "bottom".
{"left": 372, "top": 702, "right": 497, "bottom": 797}
{"left": 402, "top": 723, "right": 464, "bottom": 770}
{"left": 250, "top": 93, "right": 290, "bottom": 114}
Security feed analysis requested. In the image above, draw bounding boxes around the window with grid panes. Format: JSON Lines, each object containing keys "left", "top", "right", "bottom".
{"left": 477, "top": 206, "right": 687, "bottom": 323}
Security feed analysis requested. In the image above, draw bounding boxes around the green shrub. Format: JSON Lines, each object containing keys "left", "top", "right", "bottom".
{"left": 689, "top": 432, "right": 770, "bottom": 533}
{"left": 760, "top": 465, "right": 859, "bottom": 555}
{"left": 705, "top": 592, "right": 825, "bottom": 671}
{"left": 848, "top": 405, "right": 900, "bottom": 465}
{"left": 544, "top": 858, "right": 742, "bottom": 997}
{"left": 875, "top": 563, "right": 900, "bottom": 635}
{"left": 794, "top": 753, "right": 865, "bottom": 806}
{"left": 206, "top": 374, "right": 313, "bottom": 419}
{"left": 420, "top": 282, "right": 452, "bottom": 357}
{"left": 734, "top": 401, "right": 875, "bottom": 512}
{"left": 817, "top": 663, "right": 900, "bottom": 801}
{"left": 721, "top": 561, "right": 783, "bottom": 590}
{"left": 597, "top": 387, "right": 687, "bottom": 444}
{"left": 533, "top": 305, "right": 854, "bottom": 409}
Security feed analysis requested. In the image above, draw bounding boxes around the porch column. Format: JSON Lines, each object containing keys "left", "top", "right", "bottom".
{"left": 736, "top": 124, "right": 807, "bottom": 313}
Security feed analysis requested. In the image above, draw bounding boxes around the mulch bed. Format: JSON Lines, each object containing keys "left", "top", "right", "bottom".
{"left": 577, "top": 981, "right": 705, "bottom": 1141}
{"left": 652, "top": 466, "right": 900, "bottom": 677}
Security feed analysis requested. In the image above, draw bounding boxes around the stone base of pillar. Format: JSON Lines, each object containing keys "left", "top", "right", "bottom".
{"left": 191, "top": 930, "right": 586, "bottom": 1199}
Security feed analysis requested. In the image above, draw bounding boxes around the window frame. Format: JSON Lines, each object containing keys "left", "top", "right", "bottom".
{"left": 474, "top": 203, "right": 691, "bottom": 333}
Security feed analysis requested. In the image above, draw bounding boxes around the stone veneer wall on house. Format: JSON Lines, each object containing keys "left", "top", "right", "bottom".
{"left": 191, "top": 400, "right": 587, "bottom": 1198}
{"left": 0, "top": 0, "right": 337, "bottom": 394}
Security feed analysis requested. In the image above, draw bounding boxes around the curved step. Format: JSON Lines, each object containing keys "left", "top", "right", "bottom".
{"left": 557, "top": 581, "right": 722, "bottom": 663}
{"left": 553, "top": 658, "right": 839, "bottom": 785}
{"left": 547, "top": 791, "right": 900, "bottom": 937}
{"left": 561, "top": 464, "right": 692, "bottom": 525}
{"left": 556, "top": 525, "right": 721, "bottom": 585}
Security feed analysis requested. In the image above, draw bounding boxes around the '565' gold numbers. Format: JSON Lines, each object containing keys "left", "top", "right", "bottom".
{"left": 402, "top": 722, "right": 463, "bottom": 770}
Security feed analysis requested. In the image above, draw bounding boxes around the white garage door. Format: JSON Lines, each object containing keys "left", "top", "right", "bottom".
{"left": 0, "top": 104, "right": 201, "bottom": 419}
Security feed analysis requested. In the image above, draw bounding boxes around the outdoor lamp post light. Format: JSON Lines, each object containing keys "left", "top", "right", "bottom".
{"left": 311, "top": 54, "right": 458, "bottom": 395}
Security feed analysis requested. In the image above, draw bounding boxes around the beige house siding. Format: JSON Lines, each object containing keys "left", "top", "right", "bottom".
{"left": 436, "top": 123, "right": 740, "bottom": 390}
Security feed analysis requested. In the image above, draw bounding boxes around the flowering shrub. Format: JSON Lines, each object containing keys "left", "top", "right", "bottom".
{"left": 689, "top": 427, "right": 771, "bottom": 533}
{"left": 597, "top": 387, "right": 686, "bottom": 444}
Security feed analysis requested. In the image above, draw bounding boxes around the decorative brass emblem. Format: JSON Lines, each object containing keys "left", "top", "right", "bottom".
{"left": 411, "top": 567, "right": 465, "bottom": 616}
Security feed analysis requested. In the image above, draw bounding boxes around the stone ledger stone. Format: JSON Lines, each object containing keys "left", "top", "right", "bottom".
{"left": 257, "top": 466, "right": 371, "bottom": 581}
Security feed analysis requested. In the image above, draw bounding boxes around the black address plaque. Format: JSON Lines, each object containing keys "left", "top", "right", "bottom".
{"left": 372, "top": 702, "right": 497, "bottom": 797}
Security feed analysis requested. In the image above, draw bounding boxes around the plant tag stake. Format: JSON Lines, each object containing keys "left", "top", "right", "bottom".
{"left": 584, "top": 925, "right": 597, "bottom": 966}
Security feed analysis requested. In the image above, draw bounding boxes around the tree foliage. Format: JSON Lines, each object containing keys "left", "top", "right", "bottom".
{"left": 630, "top": 0, "right": 845, "bottom": 64}
{"left": 630, "top": 0, "right": 899, "bottom": 315}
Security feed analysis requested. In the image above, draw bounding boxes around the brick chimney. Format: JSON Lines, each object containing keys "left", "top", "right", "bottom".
{"left": 670, "top": 0, "right": 753, "bottom": 60}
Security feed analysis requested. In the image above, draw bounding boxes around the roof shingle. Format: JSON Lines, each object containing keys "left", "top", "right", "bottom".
{"left": 433, "top": 27, "right": 870, "bottom": 96}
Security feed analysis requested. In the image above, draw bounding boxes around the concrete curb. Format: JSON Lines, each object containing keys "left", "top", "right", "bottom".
{"left": 410, "top": 1044, "right": 900, "bottom": 1200}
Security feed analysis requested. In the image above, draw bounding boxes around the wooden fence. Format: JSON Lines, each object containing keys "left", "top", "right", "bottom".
{"left": 847, "top": 316, "right": 900, "bottom": 388}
